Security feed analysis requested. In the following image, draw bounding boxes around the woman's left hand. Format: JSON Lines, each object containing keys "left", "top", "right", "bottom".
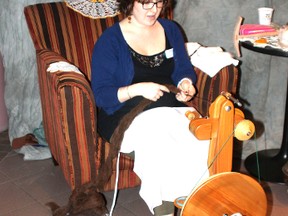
{"left": 176, "top": 79, "right": 196, "bottom": 102}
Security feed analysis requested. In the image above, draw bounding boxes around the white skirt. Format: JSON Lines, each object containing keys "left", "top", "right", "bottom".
{"left": 120, "top": 107, "right": 210, "bottom": 213}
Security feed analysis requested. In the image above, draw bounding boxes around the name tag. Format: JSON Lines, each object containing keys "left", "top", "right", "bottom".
{"left": 165, "top": 48, "right": 174, "bottom": 59}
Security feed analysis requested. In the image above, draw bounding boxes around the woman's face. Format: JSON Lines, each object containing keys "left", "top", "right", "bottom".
{"left": 131, "top": 1, "right": 164, "bottom": 27}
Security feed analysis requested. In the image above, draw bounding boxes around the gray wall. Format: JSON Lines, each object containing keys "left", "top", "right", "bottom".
{"left": 1, "top": 0, "right": 287, "bottom": 159}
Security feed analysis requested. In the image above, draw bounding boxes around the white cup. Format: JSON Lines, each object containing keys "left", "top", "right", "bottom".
{"left": 258, "top": 7, "right": 274, "bottom": 25}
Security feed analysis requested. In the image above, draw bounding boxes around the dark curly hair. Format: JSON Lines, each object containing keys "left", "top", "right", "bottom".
{"left": 117, "top": 0, "right": 171, "bottom": 16}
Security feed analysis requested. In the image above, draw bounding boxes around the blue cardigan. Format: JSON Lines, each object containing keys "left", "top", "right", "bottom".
{"left": 91, "top": 18, "right": 196, "bottom": 115}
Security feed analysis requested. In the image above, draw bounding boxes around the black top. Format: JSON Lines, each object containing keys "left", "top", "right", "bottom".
{"left": 97, "top": 37, "right": 186, "bottom": 141}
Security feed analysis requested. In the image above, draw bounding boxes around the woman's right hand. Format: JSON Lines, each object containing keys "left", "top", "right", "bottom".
{"left": 130, "top": 82, "right": 170, "bottom": 101}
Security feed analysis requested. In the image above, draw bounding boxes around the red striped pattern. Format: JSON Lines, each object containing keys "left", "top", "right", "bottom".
{"left": 190, "top": 65, "right": 239, "bottom": 116}
{"left": 25, "top": 3, "right": 139, "bottom": 190}
{"left": 25, "top": 2, "right": 124, "bottom": 80}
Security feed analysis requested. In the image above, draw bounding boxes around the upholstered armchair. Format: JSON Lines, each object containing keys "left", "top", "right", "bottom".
{"left": 24, "top": 2, "right": 238, "bottom": 191}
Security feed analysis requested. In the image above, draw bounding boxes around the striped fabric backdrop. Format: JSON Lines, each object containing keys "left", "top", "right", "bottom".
{"left": 24, "top": 2, "right": 238, "bottom": 190}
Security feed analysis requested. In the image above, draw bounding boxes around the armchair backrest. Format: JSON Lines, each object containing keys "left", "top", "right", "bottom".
{"left": 24, "top": 2, "right": 124, "bottom": 80}
{"left": 191, "top": 66, "right": 238, "bottom": 116}
{"left": 24, "top": 2, "right": 173, "bottom": 81}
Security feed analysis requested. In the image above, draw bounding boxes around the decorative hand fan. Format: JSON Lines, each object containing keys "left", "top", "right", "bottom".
{"left": 64, "top": 0, "right": 120, "bottom": 19}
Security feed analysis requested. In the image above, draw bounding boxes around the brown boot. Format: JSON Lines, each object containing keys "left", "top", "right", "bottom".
{"left": 12, "top": 133, "right": 38, "bottom": 149}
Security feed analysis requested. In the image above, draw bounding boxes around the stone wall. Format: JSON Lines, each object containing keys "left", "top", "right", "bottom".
{"left": 174, "top": 0, "right": 288, "bottom": 158}
{"left": 0, "top": 0, "right": 61, "bottom": 141}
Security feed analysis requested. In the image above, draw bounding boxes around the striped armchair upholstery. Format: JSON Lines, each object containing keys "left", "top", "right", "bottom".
{"left": 24, "top": 2, "right": 238, "bottom": 191}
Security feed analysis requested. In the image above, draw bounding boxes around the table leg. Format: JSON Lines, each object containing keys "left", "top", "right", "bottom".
{"left": 244, "top": 86, "right": 288, "bottom": 183}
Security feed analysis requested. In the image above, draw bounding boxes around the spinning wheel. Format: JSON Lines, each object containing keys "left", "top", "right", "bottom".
{"left": 175, "top": 92, "right": 267, "bottom": 215}
{"left": 187, "top": 92, "right": 255, "bottom": 176}
{"left": 181, "top": 172, "right": 266, "bottom": 216}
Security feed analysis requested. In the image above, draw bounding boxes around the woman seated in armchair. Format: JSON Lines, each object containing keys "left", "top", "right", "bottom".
{"left": 91, "top": 0, "right": 210, "bottom": 215}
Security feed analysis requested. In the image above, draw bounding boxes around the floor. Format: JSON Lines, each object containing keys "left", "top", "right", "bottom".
{"left": 0, "top": 129, "right": 287, "bottom": 216}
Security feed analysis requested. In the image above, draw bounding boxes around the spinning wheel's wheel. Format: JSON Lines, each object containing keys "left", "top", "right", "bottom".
{"left": 175, "top": 93, "right": 267, "bottom": 215}
{"left": 180, "top": 172, "right": 267, "bottom": 216}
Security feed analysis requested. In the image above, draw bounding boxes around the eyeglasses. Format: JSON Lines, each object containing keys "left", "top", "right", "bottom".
{"left": 141, "top": 0, "right": 166, "bottom": 10}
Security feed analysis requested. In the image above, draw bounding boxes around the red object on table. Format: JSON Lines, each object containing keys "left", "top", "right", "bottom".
{"left": 240, "top": 24, "right": 277, "bottom": 35}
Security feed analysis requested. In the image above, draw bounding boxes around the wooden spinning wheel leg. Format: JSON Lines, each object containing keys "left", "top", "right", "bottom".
{"left": 208, "top": 96, "right": 235, "bottom": 175}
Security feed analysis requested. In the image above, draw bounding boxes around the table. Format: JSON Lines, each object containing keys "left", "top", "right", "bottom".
{"left": 242, "top": 41, "right": 288, "bottom": 183}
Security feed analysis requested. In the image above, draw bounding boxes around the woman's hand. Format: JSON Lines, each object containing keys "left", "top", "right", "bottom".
{"left": 129, "top": 82, "right": 170, "bottom": 101}
{"left": 176, "top": 79, "right": 196, "bottom": 102}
